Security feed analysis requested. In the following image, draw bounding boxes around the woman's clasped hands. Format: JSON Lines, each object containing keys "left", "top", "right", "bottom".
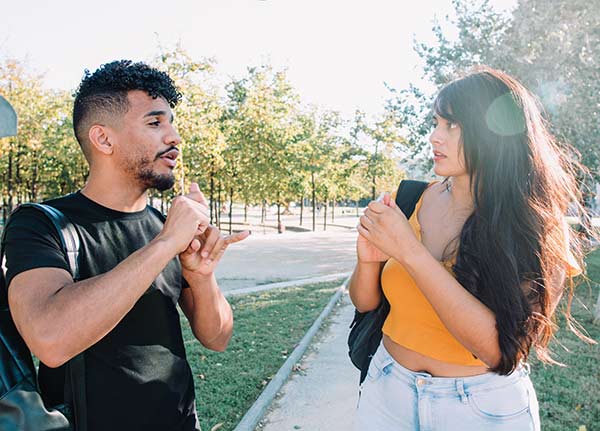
{"left": 356, "top": 193, "right": 422, "bottom": 265}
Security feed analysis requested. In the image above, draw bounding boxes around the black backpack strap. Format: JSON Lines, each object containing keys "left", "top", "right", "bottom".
{"left": 395, "top": 180, "right": 429, "bottom": 218}
{"left": 6, "top": 203, "right": 87, "bottom": 431}
{"left": 24, "top": 204, "right": 81, "bottom": 280}
{"left": 349, "top": 179, "right": 429, "bottom": 385}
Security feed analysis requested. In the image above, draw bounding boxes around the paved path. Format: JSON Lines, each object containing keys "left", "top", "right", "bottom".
{"left": 216, "top": 230, "right": 358, "bottom": 293}
{"left": 259, "top": 292, "right": 360, "bottom": 431}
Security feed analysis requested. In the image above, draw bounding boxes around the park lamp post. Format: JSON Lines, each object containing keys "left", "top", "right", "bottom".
{"left": 0, "top": 95, "right": 17, "bottom": 138}
{"left": 1, "top": 95, "right": 17, "bottom": 225}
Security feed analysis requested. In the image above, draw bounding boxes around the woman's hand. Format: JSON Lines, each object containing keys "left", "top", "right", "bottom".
{"left": 356, "top": 232, "right": 390, "bottom": 262}
{"left": 357, "top": 195, "right": 423, "bottom": 264}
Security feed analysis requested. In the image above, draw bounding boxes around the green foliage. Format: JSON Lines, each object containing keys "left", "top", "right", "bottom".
{"left": 0, "top": 58, "right": 87, "bottom": 220}
{"left": 0, "top": 45, "right": 407, "bottom": 216}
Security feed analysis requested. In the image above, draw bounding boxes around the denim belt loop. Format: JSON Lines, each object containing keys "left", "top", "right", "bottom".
{"left": 456, "top": 379, "right": 468, "bottom": 404}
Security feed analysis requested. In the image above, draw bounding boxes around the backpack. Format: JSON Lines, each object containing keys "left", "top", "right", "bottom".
{"left": 0, "top": 203, "right": 87, "bottom": 431}
{"left": 348, "top": 180, "right": 428, "bottom": 384}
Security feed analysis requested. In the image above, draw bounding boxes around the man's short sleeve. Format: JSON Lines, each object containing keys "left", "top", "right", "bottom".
{"left": 2, "top": 206, "right": 70, "bottom": 288}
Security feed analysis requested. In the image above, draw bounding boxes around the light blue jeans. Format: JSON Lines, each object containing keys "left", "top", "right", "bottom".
{"left": 356, "top": 342, "right": 540, "bottom": 431}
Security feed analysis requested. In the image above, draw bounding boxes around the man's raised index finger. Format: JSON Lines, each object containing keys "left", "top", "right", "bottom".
{"left": 224, "top": 230, "right": 251, "bottom": 245}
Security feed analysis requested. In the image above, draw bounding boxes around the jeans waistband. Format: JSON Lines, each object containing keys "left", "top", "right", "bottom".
{"left": 371, "top": 340, "right": 530, "bottom": 396}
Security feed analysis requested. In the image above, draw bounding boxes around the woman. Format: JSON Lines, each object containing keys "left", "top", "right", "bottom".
{"left": 350, "top": 67, "right": 589, "bottom": 430}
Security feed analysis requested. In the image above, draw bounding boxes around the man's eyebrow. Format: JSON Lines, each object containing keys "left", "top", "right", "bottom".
{"left": 144, "top": 110, "right": 174, "bottom": 122}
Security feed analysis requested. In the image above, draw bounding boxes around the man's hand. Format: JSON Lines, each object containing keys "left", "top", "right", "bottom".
{"left": 158, "top": 182, "right": 211, "bottom": 255}
{"left": 175, "top": 182, "right": 250, "bottom": 275}
{"left": 180, "top": 226, "right": 250, "bottom": 275}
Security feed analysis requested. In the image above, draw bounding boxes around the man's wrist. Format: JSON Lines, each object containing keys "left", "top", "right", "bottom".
{"left": 182, "top": 268, "right": 216, "bottom": 285}
{"left": 151, "top": 234, "right": 180, "bottom": 258}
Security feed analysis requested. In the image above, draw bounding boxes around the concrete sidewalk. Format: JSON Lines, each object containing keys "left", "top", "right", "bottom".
{"left": 258, "top": 291, "right": 360, "bottom": 431}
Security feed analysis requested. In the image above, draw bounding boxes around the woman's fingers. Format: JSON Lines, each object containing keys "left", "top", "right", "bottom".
{"left": 357, "top": 223, "right": 371, "bottom": 238}
{"left": 359, "top": 215, "right": 373, "bottom": 229}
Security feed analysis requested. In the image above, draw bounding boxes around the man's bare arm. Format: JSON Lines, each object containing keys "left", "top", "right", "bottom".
{"left": 9, "top": 237, "right": 178, "bottom": 367}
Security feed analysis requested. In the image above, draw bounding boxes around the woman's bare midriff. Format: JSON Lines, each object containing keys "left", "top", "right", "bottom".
{"left": 382, "top": 335, "right": 489, "bottom": 377}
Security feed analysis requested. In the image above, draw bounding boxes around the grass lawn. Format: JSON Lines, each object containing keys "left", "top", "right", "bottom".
{"left": 181, "top": 281, "right": 339, "bottom": 431}
{"left": 530, "top": 249, "right": 600, "bottom": 431}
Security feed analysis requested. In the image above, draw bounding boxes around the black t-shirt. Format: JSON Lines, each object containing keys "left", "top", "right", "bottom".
{"left": 3, "top": 192, "right": 200, "bottom": 431}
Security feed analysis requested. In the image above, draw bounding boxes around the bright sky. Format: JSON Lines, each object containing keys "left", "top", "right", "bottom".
{"left": 0, "top": 0, "right": 517, "bottom": 120}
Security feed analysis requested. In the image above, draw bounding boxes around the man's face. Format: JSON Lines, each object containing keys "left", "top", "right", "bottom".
{"left": 112, "top": 90, "right": 181, "bottom": 191}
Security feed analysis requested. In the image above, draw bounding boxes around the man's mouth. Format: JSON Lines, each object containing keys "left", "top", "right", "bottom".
{"left": 158, "top": 149, "right": 179, "bottom": 167}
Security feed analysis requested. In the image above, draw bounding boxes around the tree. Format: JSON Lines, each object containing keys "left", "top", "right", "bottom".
{"left": 0, "top": 58, "right": 86, "bottom": 222}
{"left": 412, "top": 0, "right": 600, "bottom": 175}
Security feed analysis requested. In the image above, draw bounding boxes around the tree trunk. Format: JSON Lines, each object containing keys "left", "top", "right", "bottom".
{"left": 299, "top": 194, "right": 304, "bottom": 226}
{"left": 372, "top": 174, "right": 377, "bottom": 201}
{"left": 261, "top": 199, "right": 266, "bottom": 224}
{"left": 323, "top": 200, "right": 328, "bottom": 231}
{"left": 594, "top": 291, "right": 600, "bottom": 325}
{"left": 277, "top": 191, "right": 283, "bottom": 234}
{"left": 244, "top": 201, "right": 248, "bottom": 223}
{"left": 31, "top": 151, "right": 38, "bottom": 201}
{"left": 217, "top": 182, "right": 222, "bottom": 229}
{"left": 6, "top": 145, "right": 13, "bottom": 214}
{"left": 311, "top": 172, "right": 316, "bottom": 232}
{"left": 160, "top": 191, "right": 165, "bottom": 214}
{"left": 229, "top": 187, "right": 234, "bottom": 235}
{"left": 332, "top": 198, "right": 335, "bottom": 223}
{"left": 356, "top": 200, "right": 359, "bottom": 217}
{"left": 210, "top": 161, "right": 215, "bottom": 224}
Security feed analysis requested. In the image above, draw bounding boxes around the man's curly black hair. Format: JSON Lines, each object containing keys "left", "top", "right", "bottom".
{"left": 72, "top": 60, "right": 182, "bottom": 159}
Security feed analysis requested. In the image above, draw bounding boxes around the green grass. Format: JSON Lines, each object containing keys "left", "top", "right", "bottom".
{"left": 530, "top": 249, "right": 600, "bottom": 431}
{"left": 182, "top": 282, "right": 339, "bottom": 431}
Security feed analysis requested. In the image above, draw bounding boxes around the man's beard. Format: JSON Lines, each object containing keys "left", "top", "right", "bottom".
{"left": 129, "top": 155, "right": 175, "bottom": 192}
{"left": 137, "top": 168, "right": 175, "bottom": 191}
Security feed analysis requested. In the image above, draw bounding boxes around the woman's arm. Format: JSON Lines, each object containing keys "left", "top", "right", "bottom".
{"left": 348, "top": 261, "right": 385, "bottom": 313}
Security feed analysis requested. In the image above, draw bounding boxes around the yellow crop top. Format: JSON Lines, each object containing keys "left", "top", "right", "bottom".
{"left": 381, "top": 190, "right": 582, "bottom": 366}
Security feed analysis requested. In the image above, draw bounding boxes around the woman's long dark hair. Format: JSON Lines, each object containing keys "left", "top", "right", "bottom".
{"left": 434, "top": 67, "right": 592, "bottom": 374}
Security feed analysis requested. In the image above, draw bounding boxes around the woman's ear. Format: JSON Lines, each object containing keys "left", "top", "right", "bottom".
{"left": 88, "top": 124, "right": 114, "bottom": 155}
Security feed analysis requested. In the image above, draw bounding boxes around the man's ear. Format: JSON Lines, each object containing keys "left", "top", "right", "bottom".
{"left": 88, "top": 124, "right": 114, "bottom": 155}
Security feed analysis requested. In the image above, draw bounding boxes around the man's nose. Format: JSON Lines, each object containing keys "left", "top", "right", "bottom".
{"left": 166, "top": 124, "right": 181, "bottom": 147}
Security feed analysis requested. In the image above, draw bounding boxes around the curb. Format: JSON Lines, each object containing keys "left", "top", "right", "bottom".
{"left": 232, "top": 277, "right": 351, "bottom": 431}
{"left": 223, "top": 273, "right": 350, "bottom": 297}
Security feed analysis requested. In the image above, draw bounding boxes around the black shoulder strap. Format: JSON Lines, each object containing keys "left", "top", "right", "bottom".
{"left": 1, "top": 203, "right": 81, "bottom": 282}
{"left": 0, "top": 203, "right": 87, "bottom": 430}
{"left": 395, "top": 180, "right": 429, "bottom": 219}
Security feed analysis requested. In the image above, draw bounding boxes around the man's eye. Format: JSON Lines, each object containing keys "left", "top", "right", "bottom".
{"left": 448, "top": 122, "right": 458, "bottom": 129}
{"left": 149, "top": 121, "right": 160, "bottom": 126}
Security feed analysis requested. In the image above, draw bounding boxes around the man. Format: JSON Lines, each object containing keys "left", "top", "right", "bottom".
{"left": 2, "top": 60, "right": 248, "bottom": 430}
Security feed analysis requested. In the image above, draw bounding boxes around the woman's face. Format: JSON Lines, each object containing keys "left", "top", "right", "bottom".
{"left": 429, "top": 113, "right": 467, "bottom": 178}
